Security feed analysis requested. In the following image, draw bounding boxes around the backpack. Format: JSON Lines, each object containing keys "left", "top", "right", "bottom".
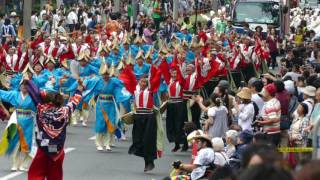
{"left": 252, "top": 101, "right": 259, "bottom": 122}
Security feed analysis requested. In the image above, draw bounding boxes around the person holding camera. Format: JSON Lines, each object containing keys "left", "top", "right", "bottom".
{"left": 170, "top": 134, "right": 214, "bottom": 180}
{"left": 256, "top": 83, "right": 281, "bottom": 146}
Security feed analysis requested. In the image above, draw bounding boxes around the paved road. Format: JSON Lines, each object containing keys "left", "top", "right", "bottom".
{"left": 0, "top": 121, "right": 190, "bottom": 180}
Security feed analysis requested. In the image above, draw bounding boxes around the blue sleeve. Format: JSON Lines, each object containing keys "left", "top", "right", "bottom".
{"left": 112, "top": 78, "right": 131, "bottom": 103}
{"left": 0, "top": 90, "right": 17, "bottom": 106}
{"left": 89, "top": 65, "right": 99, "bottom": 75}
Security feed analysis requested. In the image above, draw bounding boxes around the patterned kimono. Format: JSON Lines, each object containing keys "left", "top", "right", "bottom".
{"left": 83, "top": 76, "right": 130, "bottom": 148}
{"left": 0, "top": 90, "right": 37, "bottom": 158}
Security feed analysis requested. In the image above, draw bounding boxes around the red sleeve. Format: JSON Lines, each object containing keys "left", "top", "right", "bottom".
{"left": 119, "top": 65, "right": 137, "bottom": 94}
{"left": 31, "top": 36, "right": 44, "bottom": 50}
{"left": 149, "top": 65, "right": 162, "bottom": 93}
{"left": 159, "top": 59, "right": 170, "bottom": 85}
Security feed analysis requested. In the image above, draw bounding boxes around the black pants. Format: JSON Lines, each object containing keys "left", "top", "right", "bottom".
{"left": 129, "top": 113, "right": 157, "bottom": 163}
{"left": 191, "top": 103, "right": 201, "bottom": 129}
{"left": 266, "top": 133, "right": 281, "bottom": 147}
{"left": 166, "top": 101, "right": 188, "bottom": 144}
{"left": 269, "top": 52, "right": 278, "bottom": 69}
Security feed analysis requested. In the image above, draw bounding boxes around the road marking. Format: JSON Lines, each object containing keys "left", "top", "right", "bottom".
{"left": 89, "top": 136, "right": 96, "bottom": 140}
{"left": 0, "top": 172, "right": 23, "bottom": 180}
{"left": 0, "top": 147, "right": 76, "bottom": 180}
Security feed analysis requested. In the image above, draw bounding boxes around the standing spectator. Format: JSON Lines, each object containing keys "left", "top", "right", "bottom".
{"left": 304, "top": 88, "right": 320, "bottom": 144}
{"left": 1, "top": 18, "right": 16, "bottom": 45}
{"left": 257, "top": 83, "right": 281, "bottom": 146}
{"left": 236, "top": 87, "right": 255, "bottom": 131}
{"left": 87, "top": 15, "right": 98, "bottom": 31}
{"left": 41, "top": 14, "right": 51, "bottom": 34}
{"left": 67, "top": 8, "right": 78, "bottom": 32}
{"left": 274, "top": 80, "right": 290, "bottom": 130}
{"left": 197, "top": 93, "right": 228, "bottom": 138}
{"left": 302, "top": 86, "right": 316, "bottom": 118}
{"left": 31, "top": 11, "right": 39, "bottom": 38}
{"left": 288, "top": 103, "right": 309, "bottom": 163}
{"left": 248, "top": 78, "right": 264, "bottom": 116}
{"left": 152, "top": 0, "right": 162, "bottom": 30}
{"left": 266, "top": 28, "right": 279, "bottom": 69}
{"left": 52, "top": 9, "right": 61, "bottom": 32}
{"left": 0, "top": 14, "right": 4, "bottom": 43}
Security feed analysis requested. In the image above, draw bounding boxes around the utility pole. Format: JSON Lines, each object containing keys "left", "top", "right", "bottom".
{"left": 173, "top": 0, "right": 178, "bottom": 20}
{"left": 0, "top": 0, "right": 5, "bottom": 14}
{"left": 131, "top": 0, "right": 138, "bottom": 26}
{"left": 114, "top": 0, "right": 120, "bottom": 13}
{"left": 23, "top": 0, "right": 32, "bottom": 40}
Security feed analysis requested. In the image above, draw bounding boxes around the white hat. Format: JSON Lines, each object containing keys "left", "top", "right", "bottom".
{"left": 284, "top": 80, "right": 295, "bottom": 94}
{"left": 10, "top": 12, "right": 17, "bottom": 17}
{"left": 304, "top": 86, "right": 316, "bottom": 97}
{"left": 211, "top": 137, "right": 224, "bottom": 152}
{"left": 210, "top": 10, "right": 215, "bottom": 17}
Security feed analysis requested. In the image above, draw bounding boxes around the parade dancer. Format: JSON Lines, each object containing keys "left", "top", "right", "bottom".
{"left": 0, "top": 78, "right": 37, "bottom": 171}
{"left": 84, "top": 59, "right": 130, "bottom": 151}
{"left": 125, "top": 62, "right": 162, "bottom": 172}
{"left": 160, "top": 59, "right": 189, "bottom": 152}
{"left": 26, "top": 79, "right": 83, "bottom": 180}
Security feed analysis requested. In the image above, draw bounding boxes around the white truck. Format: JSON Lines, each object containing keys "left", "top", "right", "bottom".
{"left": 231, "top": 0, "right": 290, "bottom": 36}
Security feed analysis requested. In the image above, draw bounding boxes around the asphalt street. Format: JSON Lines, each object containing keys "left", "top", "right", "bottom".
{"left": 0, "top": 120, "right": 190, "bottom": 180}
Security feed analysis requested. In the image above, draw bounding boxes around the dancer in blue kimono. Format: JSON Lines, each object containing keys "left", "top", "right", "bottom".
{"left": 83, "top": 59, "right": 130, "bottom": 151}
{"left": 72, "top": 50, "right": 99, "bottom": 126}
{"left": 0, "top": 79, "right": 37, "bottom": 171}
{"left": 133, "top": 51, "right": 151, "bottom": 80}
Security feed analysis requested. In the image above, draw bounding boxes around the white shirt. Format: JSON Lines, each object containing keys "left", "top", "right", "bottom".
{"left": 251, "top": 93, "right": 264, "bottom": 116}
{"left": 283, "top": 72, "right": 302, "bottom": 82}
{"left": 191, "top": 148, "right": 215, "bottom": 180}
{"left": 303, "top": 98, "right": 314, "bottom": 118}
{"left": 67, "top": 11, "right": 78, "bottom": 24}
{"left": 31, "top": 15, "right": 38, "bottom": 30}
{"left": 214, "top": 152, "right": 228, "bottom": 167}
{"left": 238, "top": 103, "right": 255, "bottom": 131}
{"left": 52, "top": 14, "right": 60, "bottom": 30}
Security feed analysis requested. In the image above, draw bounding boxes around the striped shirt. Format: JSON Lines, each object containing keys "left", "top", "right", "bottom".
{"left": 262, "top": 98, "right": 281, "bottom": 134}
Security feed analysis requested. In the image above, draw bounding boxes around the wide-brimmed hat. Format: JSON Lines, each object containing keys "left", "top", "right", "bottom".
{"left": 304, "top": 86, "right": 316, "bottom": 97}
{"left": 237, "top": 87, "right": 252, "bottom": 100}
{"left": 193, "top": 134, "right": 212, "bottom": 147}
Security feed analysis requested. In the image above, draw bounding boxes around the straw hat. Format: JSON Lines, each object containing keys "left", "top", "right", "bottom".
{"left": 99, "top": 58, "right": 110, "bottom": 75}
{"left": 193, "top": 134, "right": 212, "bottom": 146}
{"left": 187, "top": 130, "right": 204, "bottom": 142}
{"left": 303, "top": 86, "right": 316, "bottom": 97}
{"left": 237, "top": 87, "right": 252, "bottom": 100}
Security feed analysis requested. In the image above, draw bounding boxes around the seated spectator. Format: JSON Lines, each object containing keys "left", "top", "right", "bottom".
{"left": 225, "top": 130, "right": 238, "bottom": 158}
{"left": 211, "top": 137, "right": 228, "bottom": 167}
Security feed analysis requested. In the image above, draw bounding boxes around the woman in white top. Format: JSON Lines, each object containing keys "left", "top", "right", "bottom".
{"left": 212, "top": 137, "right": 228, "bottom": 167}
{"left": 236, "top": 87, "right": 255, "bottom": 131}
{"left": 196, "top": 93, "right": 228, "bottom": 138}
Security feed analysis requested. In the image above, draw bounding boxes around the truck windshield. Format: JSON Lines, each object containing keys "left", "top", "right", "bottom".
{"left": 233, "top": 2, "right": 280, "bottom": 26}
